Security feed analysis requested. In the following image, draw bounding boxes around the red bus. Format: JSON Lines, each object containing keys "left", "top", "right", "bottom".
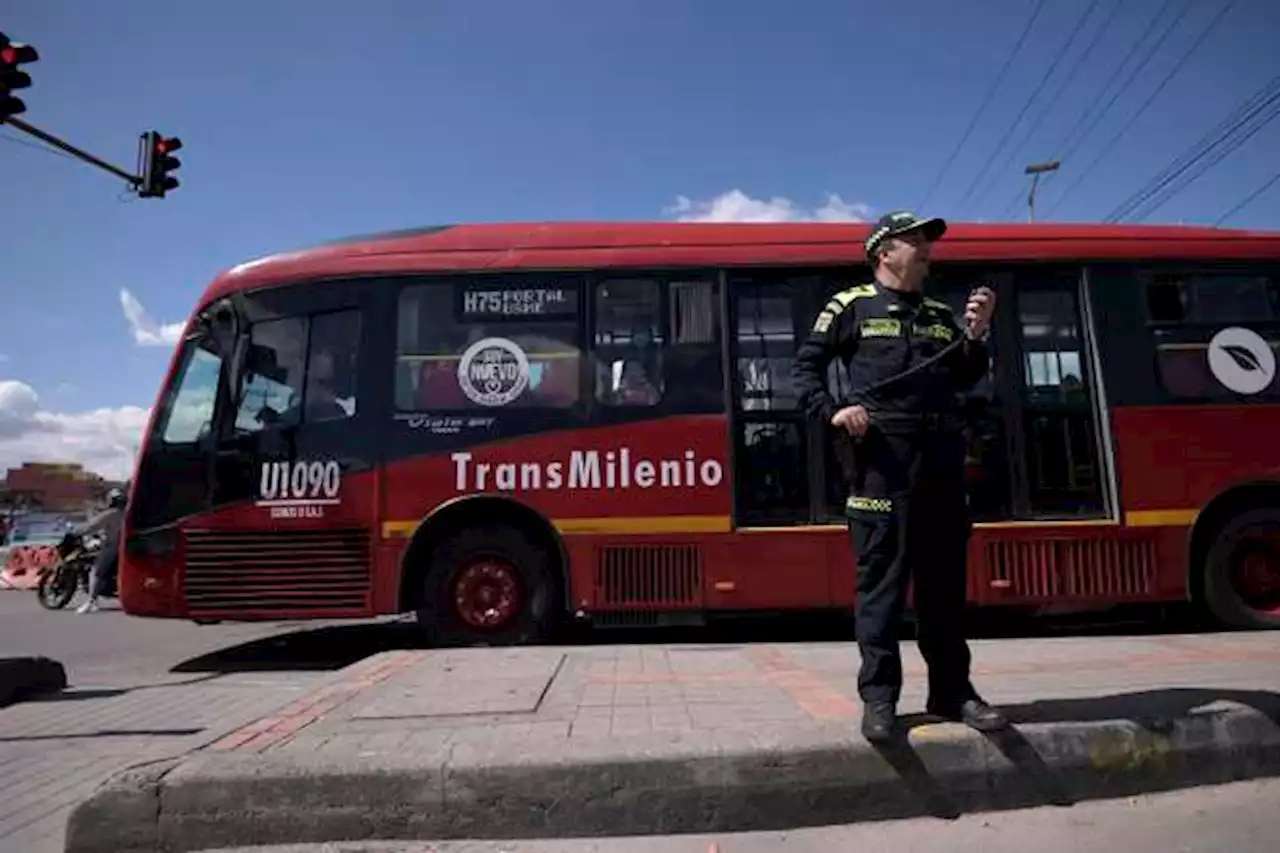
{"left": 119, "top": 221, "right": 1280, "bottom": 640}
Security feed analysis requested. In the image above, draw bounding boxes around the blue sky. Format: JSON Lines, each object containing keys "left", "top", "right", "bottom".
{"left": 2, "top": 0, "right": 1278, "bottom": 478}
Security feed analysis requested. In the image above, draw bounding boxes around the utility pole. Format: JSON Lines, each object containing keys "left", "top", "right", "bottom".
{"left": 1024, "top": 160, "right": 1060, "bottom": 223}
{"left": 1, "top": 31, "right": 183, "bottom": 199}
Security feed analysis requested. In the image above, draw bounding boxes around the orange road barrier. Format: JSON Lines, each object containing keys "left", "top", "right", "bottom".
{"left": 1, "top": 544, "right": 60, "bottom": 591}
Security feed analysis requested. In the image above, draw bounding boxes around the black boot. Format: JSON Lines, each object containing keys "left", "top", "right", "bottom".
{"left": 926, "top": 696, "right": 1008, "bottom": 732}
{"left": 860, "top": 700, "right": 899, "bottom": 742}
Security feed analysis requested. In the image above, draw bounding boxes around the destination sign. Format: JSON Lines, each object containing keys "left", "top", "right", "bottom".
{"left": 461, "top": 286, "right": 577, "bottom": 318}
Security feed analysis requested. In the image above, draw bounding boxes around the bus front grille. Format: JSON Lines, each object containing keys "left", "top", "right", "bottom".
{"left": 183, "top": 528, "right": 371, "bottom": 616}
{"left": 596, "top": 544, "right": 703, "bottom": 608}
{"left": 983, "top": 535, "right": 1158, "bottom": 602}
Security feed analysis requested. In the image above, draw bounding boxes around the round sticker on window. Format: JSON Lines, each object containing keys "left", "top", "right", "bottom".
{"left": 1207, "top": 326, "right": 1276, "bottom": 395}
{"left": 457, "top": 337, "right": 531, "bottom": 407}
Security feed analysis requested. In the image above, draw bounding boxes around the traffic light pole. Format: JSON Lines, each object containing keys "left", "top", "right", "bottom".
{"left": 3, "top": 116, "right": 141, "bottom": 188}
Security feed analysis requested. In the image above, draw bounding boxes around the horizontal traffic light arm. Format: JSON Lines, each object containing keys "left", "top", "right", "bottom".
{"left": 3, "top": 116, "right": 144, "bottom": 187}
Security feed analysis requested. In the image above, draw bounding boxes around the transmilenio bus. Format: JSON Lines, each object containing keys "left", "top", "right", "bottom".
{"left": 119, "top": 221, "right": 1280, "bottom": 641}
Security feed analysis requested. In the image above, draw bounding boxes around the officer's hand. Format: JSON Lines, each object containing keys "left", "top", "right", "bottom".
{"left": 965, "top": 286, "right": 996, "bottom": 340}
{"left": 831, "top": 405, "right": 871, "bottom": 437}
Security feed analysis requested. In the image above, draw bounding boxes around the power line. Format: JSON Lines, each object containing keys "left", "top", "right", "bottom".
{"left": 1214, "top": 170, "right": 1280, "bottom": 225}
{"left": 1046, "top": 0, "right": 1181, "bottom": 168}
{"left": 1012, "top": 0, "right": 1181, "bottom": 221}
{"left": 915, "top": 0, "right": 1047, "bottom": 212}
{"left": 1, "top": 129, "right": 77, "bottom": 160}
{"left": 994, "top": 0, "right": 1130, "bottom": 221}
{"left": 1126, "top": 102, "right": 1280, "bottom": 222}
{"left": 1104, "top": 76, "right": 1280, "bottom": 223}
{"left": 956, "top": 0, "right": 1105, "bottom": 216}
{"left": 1041, "top": 0, "right": 1199, "bottom": 218}
{"left": 1106, "top": 80, "right": 1280, "bottom": 222}
{"left": 1043, "top": 0, "right": 1236, "bottom": 217}
{"left": 1039, "top": 0, "right": 1177, "bottom": 178}
{"left": 1104, "top": 77, "right": 1280, "bottom": 222}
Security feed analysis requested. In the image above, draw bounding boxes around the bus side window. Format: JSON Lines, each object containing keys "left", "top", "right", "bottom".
{"left": 594, "top": 279, "right": 665, "bottom": 407}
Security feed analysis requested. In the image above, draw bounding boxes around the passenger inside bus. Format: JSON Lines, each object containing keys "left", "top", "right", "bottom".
{"left": 604, "top": 358, "right": 660, "bottom": 406}
{"left": 292, "top": 348, "right": 352, "bottom": 423}
{"left": 247, "top": 340, "right": 354, "bottom": 428}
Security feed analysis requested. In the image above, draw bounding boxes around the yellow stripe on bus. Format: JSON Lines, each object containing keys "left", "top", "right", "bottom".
{"left": 380, "top": 508, "right": 1200, "bottom": 540}
{"left": 1124, "top": 508, "right": 1199, "bottom": 527}
{"left": 381, "top": 514, "right": 732, "bottom": 539}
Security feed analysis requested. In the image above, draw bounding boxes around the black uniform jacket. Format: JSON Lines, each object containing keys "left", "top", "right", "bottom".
{"left": 791, "top": 279, "right": 991, "bottom": 427}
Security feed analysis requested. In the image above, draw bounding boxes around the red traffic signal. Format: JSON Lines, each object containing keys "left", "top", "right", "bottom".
{"left": 139, "top": 130, "right": 183, "bottom": 198}
{"left": 0, "top": 32, "right": 38, "bottom": 120}
{"left": 0, "top": 43, "right": 38, "bottom": 66}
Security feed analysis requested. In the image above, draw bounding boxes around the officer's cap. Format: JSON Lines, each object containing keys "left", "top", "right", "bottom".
{"left": 864, "top": 210, "right": 947, "bottom": 261}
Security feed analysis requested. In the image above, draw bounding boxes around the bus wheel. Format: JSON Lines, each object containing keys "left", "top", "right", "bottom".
{"left": 417, "top": 523, "right": 557, "bottom": 646}
{"left": 1203, "top": 508, "right": 1280, "bottom": 630}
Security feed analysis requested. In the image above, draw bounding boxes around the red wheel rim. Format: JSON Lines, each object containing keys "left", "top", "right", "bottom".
{"left": 451, "top": 558, "right": 523, "bottom": 632}
{"left": 1229, "top": 531, "right": 1280, "bottom": 616}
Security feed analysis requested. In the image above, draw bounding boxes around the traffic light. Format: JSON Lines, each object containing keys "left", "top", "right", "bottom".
{"left": 0, "top": 33, "right": 39, "bottom": 121}
{"left": 139, "top": 130, "right": 182, "bottom": 198}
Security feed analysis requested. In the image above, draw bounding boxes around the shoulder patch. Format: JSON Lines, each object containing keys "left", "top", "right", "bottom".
{"left": 832, "top": 284, "right": 877, "bottom": 307}
{"left": 821, "top": 283, "right": 877, "bottom": 315}
{"left": 812, "top": 283, "right": 876, "bottom": 334}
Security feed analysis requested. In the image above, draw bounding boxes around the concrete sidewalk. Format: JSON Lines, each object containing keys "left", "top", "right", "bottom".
{"left": 66, "top": 632, "right": 1280, "bottom": 853}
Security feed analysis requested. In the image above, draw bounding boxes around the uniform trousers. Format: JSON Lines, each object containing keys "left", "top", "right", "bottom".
{"left": 844, "top": 420, "right": 976, "bottom": 706}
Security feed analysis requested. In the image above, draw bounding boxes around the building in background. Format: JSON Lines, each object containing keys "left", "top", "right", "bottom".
{"left": 0, "top": 462, "right": 114, "bottom": 514}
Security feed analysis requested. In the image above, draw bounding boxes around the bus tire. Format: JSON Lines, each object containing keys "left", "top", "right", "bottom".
{"left": 1202, "top": 507, "right": 1280, "bottom": 630}
{"left": 415, "top": 523, "right": 558, "bottom": 647}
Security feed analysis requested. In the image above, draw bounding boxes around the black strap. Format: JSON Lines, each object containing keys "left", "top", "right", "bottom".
{"left": 830, "top": 335, "right": 970, "bottom": 487}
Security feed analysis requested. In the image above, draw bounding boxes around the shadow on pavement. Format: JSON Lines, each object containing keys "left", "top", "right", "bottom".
{"left": 166, "top": 604, "right": 1231, "bottom": 676}
{"left": 171, "top": 621, "right": 425, "bottom": 674}
{"left": 561, "top": 602, "right": 1219, "bottom": 647}
{"left": 0, "top": 726, "right": 204, "bottom": 744}
{"left": 867, "top": 687, "right": 1280, "bottom": 822}
{"left": 23, "top": 687, "right": 130, "bottom": 701}
{"left": 993, "top": 687, "right": 1280, "bottom": 727}
{"left": 893, "top": 687, "right": 1280, "bottom": 736}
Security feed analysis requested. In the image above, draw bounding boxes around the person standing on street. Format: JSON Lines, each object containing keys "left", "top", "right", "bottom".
{"left": 791, "top": 210, "right": 1009, "bottom": 742}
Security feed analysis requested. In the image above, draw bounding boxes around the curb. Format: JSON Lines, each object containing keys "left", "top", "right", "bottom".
{"left": 0, "top": 655, "right": 67, "bottom": 707}
{"left": 65, "top": 702, "right": 1280, "bottom": 853}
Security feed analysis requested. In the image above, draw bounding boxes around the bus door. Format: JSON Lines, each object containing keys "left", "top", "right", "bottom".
{"left": 725, "top": 269, "right": 840, "bottom": 607}
{"left": 926, "top": 264, "right": 1115, "bottom": 606}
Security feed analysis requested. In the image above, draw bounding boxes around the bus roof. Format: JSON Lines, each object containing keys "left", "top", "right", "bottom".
{"left": 198, "top": 220, "right": 1280, "bottom": 308}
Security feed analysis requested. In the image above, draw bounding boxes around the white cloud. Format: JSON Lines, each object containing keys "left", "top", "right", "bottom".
{"left": 120, "top": 288, "right": 186, "bottom": 347}
{"left": 665, "top": 189, "right": 874, "bottom": 223}
{"left": 0, "top": 379, "right": 150, "bottom": 481}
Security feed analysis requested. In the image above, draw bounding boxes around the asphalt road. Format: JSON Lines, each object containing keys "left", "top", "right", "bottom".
{"left": 0, "top": 591, "right": 407, "bottom": 684}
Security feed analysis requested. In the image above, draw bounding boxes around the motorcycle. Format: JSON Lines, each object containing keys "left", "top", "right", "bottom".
{"left": 35, "top": 531, "right": 104, "bottom": 610}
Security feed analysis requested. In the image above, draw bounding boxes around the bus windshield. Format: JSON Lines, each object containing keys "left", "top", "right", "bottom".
{"left": 129, "top": 334, "right": 225, "bottom": 531}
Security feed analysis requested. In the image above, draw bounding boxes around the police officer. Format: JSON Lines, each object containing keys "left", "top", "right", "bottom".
{"left": 792, "top": 210, "right": 1007, "bottom": 742}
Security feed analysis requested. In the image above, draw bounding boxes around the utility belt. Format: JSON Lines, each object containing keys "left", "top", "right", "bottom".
{"left": 827, "top": 333, "right": 973, "bottom": 492}
{"left": 864, "top": 410, "right": 968, "bottom": 435}
{"left": 831, "top": 408, "right": 968, "bottom": 487}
